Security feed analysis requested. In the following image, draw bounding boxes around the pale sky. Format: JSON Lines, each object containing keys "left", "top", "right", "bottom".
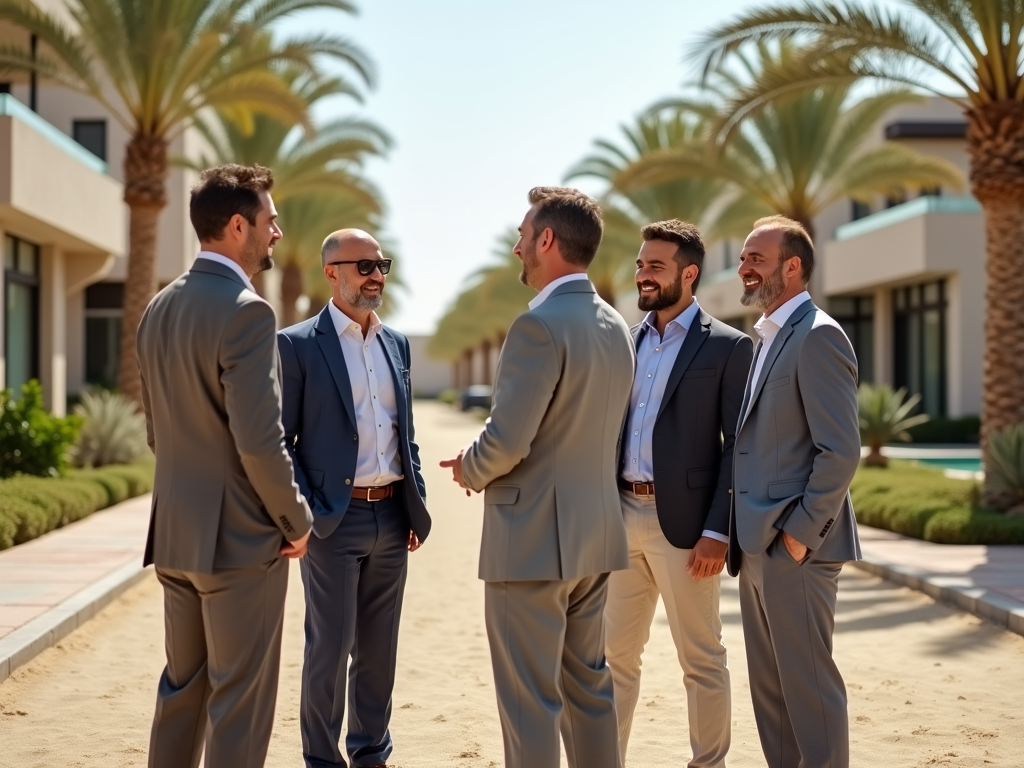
{"left": 285, "top": 0, "right": 773, "bottom": 334}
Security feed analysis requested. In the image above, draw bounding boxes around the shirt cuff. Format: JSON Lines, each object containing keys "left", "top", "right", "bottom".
{"left": 701, "top": 529, "right": 729, "bottom": 544}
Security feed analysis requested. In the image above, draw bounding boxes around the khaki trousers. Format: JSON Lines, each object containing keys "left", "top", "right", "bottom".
{"left": 605, "top": 491, "right": 730, "bottom": 767}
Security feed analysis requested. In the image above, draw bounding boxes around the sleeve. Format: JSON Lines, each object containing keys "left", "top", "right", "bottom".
{"left": 704, "top": 333, "right": 754, "bottom": 538}
{"left": 276, "top": 330, "right": 321, "bottom": 513}
{"left": 221, "top": 299, "right": 312, "bottom": 541}
{"left": 136, "top": 312, "right": 155, "bottom": 454}
{"left": 461, "top": 312, "right": 560, "bottom": 491}
{"left": 782, "top": 324, "right": 861, "bottom": 550}
{"left": 403, "top": 334, "right": 427, "bottom": 500}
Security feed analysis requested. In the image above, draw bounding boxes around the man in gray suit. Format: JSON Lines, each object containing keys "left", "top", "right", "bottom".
{"left": 729, "top": 214, "right": 862, "bottom": 768}
{"left": 440, "top": 187, "right": 634, "bottom": 768}
{"left": 137, "top": 164, "right": 313, "bottom": 768}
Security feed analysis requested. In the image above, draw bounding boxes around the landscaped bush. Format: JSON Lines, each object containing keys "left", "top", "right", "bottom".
{"left": 0, "top": 460, "right": 154, "bottom": 550}
{"left": 851, "top": 461, "right": 1024, "bottom": 544}
{"left": 0, "top": 380, "right": 83, "bottom": 479}
{"left": 906, "top": 415, "right": 981, "bottom": 444}
{"left": 71, "top": 389, "right": 149, "bottom": 468}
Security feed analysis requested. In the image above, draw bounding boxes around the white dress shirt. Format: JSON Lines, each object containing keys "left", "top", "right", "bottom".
{"left": 528, "top": 273, "right": 591, "bottom": 310}
{"left": 745, "top": 290, "right": 812, "bottom": 420}
{"left": 622, "top": 299, "right": 728, "bottom": 544}
{"left": 195, "top": 251, "right": 255, "bottom": 292}
{"left": 327, "top": 301, "right": 404, "bottom": 486}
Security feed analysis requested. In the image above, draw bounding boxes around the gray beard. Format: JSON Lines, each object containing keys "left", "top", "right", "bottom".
{"left": 342, "top": 282, "right": 384, "bottom": 311}
{"left": 740, "top": 261, "right": 787, "bottom": 311}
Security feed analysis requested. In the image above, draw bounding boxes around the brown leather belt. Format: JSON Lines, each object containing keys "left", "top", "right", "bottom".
{"left": 351, "top": 483, "right": 396, "bottom": 502}
{"left": 618, "top": 478, "right": 655, "bottom": 496}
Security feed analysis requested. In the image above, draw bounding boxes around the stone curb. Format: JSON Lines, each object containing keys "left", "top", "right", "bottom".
{"left": 0, "top": 560, "right": 150, "bottom": 685}
{"left": 851, "top": 555, "right": 1024, "bottom": 638}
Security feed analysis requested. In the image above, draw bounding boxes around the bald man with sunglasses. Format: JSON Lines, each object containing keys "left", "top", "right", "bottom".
{"left": 277, "top": 229, "right": 431, "bottom": 768}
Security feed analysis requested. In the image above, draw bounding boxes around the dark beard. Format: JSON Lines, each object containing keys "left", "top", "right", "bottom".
{"left": 637, "top": 273, "right": 683, "bottom": 311}
{"left": 257, "top": 254, "right": 274, "bottom": 273}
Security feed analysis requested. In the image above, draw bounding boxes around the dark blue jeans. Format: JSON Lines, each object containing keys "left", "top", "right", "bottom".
{"left": 299, "top": 494, "right": 409, "bottom": 768}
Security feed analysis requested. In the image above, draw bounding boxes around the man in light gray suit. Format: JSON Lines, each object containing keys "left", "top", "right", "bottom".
{"left": 137, "top": 164, "right": 313, "bottom": 768}
{"left": 729, "top": 214, "right": 862, "bottom": 768}
{"left": 440, "top": 187, "right": 634, "bottom": 768}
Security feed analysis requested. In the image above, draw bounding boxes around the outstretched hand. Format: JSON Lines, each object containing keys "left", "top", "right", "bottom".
{"left": 439, "top": 450, "right": 474, "bottom": 496}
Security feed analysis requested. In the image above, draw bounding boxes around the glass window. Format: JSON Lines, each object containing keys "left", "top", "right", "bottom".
{"left": 892, "top": 281, "right": 947, "bottom": 417}
{"left": 3, "top": 235, "right": 14, "bottom": 271}
{"left": 17, "top": 239, "right": 38, "bottom": 276}
{"left": 830, "top": 296, "right": 874, "bottom": 384}
{"left": 3, "top": 235, "right": 41, "bottom": 392}
{"left": 72, "top": 120, "right": 107, "bottom": 162}
{"left": 84, "top": 282, "right": 124, "bottom": 388}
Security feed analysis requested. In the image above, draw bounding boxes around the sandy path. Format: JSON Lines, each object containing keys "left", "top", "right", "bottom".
{"left": 2, "top": 401, "right": 1023, "bottom": 767}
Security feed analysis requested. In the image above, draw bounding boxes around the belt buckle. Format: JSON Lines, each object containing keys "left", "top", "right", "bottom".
{"left": 366, "top": 486, "right": 386, "bottom": 503}
{"left": 633, "top": 482, "right": 654, "bottom": 497}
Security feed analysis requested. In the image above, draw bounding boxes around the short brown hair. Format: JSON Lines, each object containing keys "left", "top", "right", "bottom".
{"left": 753, "top": 214, "right": 814, "bottom": 282}
{"left": 641, "top": 219, "right": 706, "bottom": 291}
{"left": 190, "top": 164, "right": 274, "bottom": 242}
{"left": 528, "top": 186, "right": 603, "bottom": 268}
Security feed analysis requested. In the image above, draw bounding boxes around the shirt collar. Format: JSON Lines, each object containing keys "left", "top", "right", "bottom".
{"left": 327, "top": 299, "right": 381, "bottom": 340}
{"left": 640, "top": 298, "right": 701, "bottom": 338}
{"left": 195, "top": 251, "right": 255, "bottom": 292}
{"left": 528, "top": 273, "right": 591, "bottom": 310}
{"left": 754, "top": 290, "right": 811, "bottom": 340}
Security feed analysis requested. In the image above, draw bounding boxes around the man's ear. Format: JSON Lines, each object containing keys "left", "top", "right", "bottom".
{"left": 537, "top": 226, "right": 555, "bottom": 254}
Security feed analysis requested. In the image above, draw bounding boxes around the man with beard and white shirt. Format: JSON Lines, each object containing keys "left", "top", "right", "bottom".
{"left": 604, "top": 220, "right": 751, "bottom": 767}
{"left": 729, "top": 215, "right": 861, "bottom": 768}
{"left": 277, "top": 229, "right": 431, "bottom": 768}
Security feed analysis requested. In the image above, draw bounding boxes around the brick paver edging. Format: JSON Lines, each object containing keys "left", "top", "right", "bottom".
{"left": 0, "top": 561, "right": 149, "bottom": 684}
{"left": 851, "top": 556, "right": 1024, "bottom": 638}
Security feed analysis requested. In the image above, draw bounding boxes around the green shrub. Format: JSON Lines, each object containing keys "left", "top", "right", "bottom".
{"left": 0, "top": 460, "right": 154, "bottom": 550}
{"left": 71, "top": 389, "right": 149, "bottom": 468}
{"left": 0, "top": 380, "right": 83, "bottom": 479}
{"left": 851, "top": 461, "right": 1024, "bottom": 544}
{"left": 858, "top": 384, "right": 929, "bottom": 467}
{"left": 438, "top": 388, "right": 459, "bottom": 405}
{"left": 906, "top": 415, "right": 981, "bottom": 444}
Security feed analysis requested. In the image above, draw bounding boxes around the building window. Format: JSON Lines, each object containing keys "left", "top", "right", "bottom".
{"left": 893, "top": 280, "right": 947, "bottom": 417}
{"left": 73, "top": 119, "right": 107, "bottom": 162}
{"left": 851, "top": 200, "right": 871, "bottom": 221}
{"left": 830, "top": 296, "right": 874, "bottom": 384}
{"left": 722, "top": 239, "right": 734, "bottom": 269}
{"left": 4, "top": 235, "right": 40, "bottom": 393}
{"left": 85, "top": 282, "right": 123, "bottom": 389}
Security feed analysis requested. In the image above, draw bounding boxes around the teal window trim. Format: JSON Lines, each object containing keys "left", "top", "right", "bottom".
{"left": 0, "top": 93, "right": 108, "bottom": 175}
{"left": 834, "top": 196, "right": 981, "bottom": 241}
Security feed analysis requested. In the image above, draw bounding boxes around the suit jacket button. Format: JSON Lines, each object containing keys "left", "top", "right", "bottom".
{"left": 353, "top": 434, "right": 357, "bottom": 441}
{"left": 345, "top": 479, "right": 351, "bottom": 485}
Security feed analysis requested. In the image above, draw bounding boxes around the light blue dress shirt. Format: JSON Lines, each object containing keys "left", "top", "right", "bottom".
{"left": 621, "top": 298, "right": 728, "bottom": 544}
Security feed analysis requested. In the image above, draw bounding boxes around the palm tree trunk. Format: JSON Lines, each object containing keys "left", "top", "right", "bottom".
{"left": 116, "top": 134, "right": 168, "bottom": 404}
{"left": 967, "top": 102, "right": 1024, "bottom": 510}
{"left": 280, "top": 261, "right": 303, "bottom": 328}
{"left": 594, "top": 281, "right": 617, "bottom": 309}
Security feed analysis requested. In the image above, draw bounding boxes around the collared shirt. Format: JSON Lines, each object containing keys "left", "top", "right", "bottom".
{"left": 195, "top": 251, "right": 255, "bottom": 292}
{"left": 745, "top": 290, "right": 812, "bottom": 420}
{"left": 622, "top": 299, "right": 727, "bottom": 544}
{"left": 326, "top": 301, "right": 404, "bottom": 486}
{"left": 528, "top": 273, "right": 591, "bottom": 310}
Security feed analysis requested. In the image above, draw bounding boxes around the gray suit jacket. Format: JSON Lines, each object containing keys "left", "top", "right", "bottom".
{"left": 137, "top": 259, "right": 313, "bottom": 573}
{"left": 728, "top": 299, "right": 861, "bottom": 576}
{"left": 462, "top": 280, "right": 634, "bottom": 582}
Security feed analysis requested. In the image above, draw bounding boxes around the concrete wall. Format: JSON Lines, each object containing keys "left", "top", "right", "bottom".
{"left": 407, "top": 334, "right": 454, "bottom": 397}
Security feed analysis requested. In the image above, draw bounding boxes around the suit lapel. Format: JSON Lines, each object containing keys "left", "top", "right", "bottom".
{"left": 739, "top": 299, "right": 816, "bottom": 431}
{"left": 657, "top": 310, "right": 711, "bottom": 419}
{"left": 378, "top": 328, "right": 409, "bottom": 436}
{"left": 314, "top": 306, "right": 357, "bottom": 428}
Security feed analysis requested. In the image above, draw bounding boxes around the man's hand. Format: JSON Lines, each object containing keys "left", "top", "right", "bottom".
{"left": 686, "top": 536, "right": 728, "bottom": 580}
{"left": 781, "top": 530, "right": 808, "bottom": 563}
{"left": 281, "top": 529, "right": 311, "bottom": 559}
{"left": 408, "top": 530, "right": 423, "bottom": 552}
{"left": 439, "top": 450, "right": 473, "bottom": 497}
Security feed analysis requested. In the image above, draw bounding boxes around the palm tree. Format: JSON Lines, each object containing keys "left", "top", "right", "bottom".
{"left": 0, "top": 0, "right": 373, "bottom": 402}
{"left": 691, "top": 1, "right": 1024, "bottom": 509}
{"left": 858, "top": 383, "right": 930, "bottom": 467}
{"left": 613, "top": 44, "right": 965, "bottom": 241}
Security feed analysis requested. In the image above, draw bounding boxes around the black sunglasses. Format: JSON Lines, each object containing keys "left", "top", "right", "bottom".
{"left": 326, "top": 258, "right": 393, "bottom": 276}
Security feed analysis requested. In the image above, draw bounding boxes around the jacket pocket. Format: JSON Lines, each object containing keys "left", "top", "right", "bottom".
{"left": 764, "top": 375, "right": 790, "bottom": 391}
{"left": 768, "top": 479, "right": 805, "bottom": 499}
{"left": 485, "top": 485, "right": 519, "bottom": 505}
{"left": 687, "top": 467, "right": 716, "bottom": 488}
{"left": 306, "top": 469, "right": 325, "bottom": 489}
{"left": 683, "top": 368, "right": 716, "bottom": 379}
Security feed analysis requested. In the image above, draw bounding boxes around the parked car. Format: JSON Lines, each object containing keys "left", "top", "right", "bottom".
{"left": 460, "top": 384, "right": 493, "bottom": 411}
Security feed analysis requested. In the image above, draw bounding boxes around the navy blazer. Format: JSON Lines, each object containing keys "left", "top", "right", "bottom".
{"left": 624, "top": 309, "right": 753, "bottom": 549}
{"left": 277, "top": 305, "right": 431, "bottom": 541}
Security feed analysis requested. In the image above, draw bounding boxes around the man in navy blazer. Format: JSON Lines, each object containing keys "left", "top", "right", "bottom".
{"left": 278, "top": 229, "right": 430, "bottom": 768}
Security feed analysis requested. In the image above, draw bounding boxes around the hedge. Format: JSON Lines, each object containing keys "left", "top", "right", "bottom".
{"left": 0, "top": 460, "right": 154, "bottom": 550}
{"left": 851, "top": 461, "right": 1024, "bottom": 544}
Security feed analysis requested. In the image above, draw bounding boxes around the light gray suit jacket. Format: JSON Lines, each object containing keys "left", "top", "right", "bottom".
{"left": 137, "top": 259, "right": 313, "bottom": 574}
{"left": 462, "top": 280, "right": 634, "bottom": 582}
{"left": 728, "top": 299, "right": 861, "bottom": 575}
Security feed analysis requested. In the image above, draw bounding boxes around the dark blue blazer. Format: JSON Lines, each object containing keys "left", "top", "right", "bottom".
{"left": 277, "top": 305, "right": 431, "bottom": 541}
